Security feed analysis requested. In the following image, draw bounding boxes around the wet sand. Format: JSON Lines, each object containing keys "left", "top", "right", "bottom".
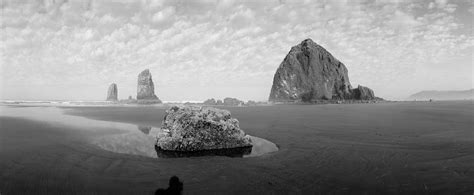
{"left": 1, "top": 101, "right": 473, "bottom": 194}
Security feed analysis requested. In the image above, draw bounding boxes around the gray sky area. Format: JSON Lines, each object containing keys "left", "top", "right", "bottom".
{"left": 1, "top": 0, "right": 472, "bottom": 101}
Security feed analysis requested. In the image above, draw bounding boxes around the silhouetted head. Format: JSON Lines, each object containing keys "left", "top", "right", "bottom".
{"left": 168, "top": 176, "right": 183, "bottom": 192}
{"left": 155, "top": 176, "right": 183, "bottom": 195}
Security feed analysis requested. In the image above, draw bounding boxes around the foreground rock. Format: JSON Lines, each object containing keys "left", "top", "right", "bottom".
{"left": 106, "top": 83, "right": 118, "bottom": 101}
{"left": 156, "top": 106, "right": 252, "bottom": 152}
{"left": 269, "top": 38, "right": 377, "bottom": 102}
{"left": 137, "top": 69, "right": 161, "bottom": 102}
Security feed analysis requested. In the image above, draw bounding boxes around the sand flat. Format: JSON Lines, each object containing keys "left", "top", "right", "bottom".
{"left": 1, "top": 101, "right": 473, "bottom": 194}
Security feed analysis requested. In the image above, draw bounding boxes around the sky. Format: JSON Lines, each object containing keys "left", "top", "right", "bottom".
{"left": 0, "top": 0, "right": 472, "bottom": 101}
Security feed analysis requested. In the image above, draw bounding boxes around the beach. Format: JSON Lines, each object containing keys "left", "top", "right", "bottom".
{"left": 1, "top": 101, "right": 473, "bottom": 194}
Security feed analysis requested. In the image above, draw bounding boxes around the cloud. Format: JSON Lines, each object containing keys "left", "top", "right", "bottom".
{"left": 428, "top": 2, "right": 435, "bottom": 9}
{"left": 142, "top": 0, "right": 165, "bottom": 9}
{"left": 435, "top": 0, "right": 448, "bottom": 8}
{"left": 385, "top": 10, "right": 422, "bottom": 29}
{"left": 428, "top": 0, "right": 458, "bottom": 12}
{"left": 152, "top": 6, "right": 175, "bottom": 23}
{"left": 1, "top": 0, "right": 472, "bottom": 101}
{"left": 443, "top": 3, "right": 457, "bottom": 13}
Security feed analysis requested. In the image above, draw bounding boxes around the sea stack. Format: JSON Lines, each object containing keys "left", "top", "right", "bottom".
{"left": 137, "top": 69, "right": 160, "bottom": 101}
{"left": 106, "top": 83, "right": 118, "bottom": 101}
{"left": 352, "top": 85, "right": 375, "bottom": 100}
{"left": 269, "top": 38, "right": 376, "bottom": 102}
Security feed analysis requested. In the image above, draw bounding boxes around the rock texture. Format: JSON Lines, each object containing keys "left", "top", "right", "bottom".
{"left": 156, "top": 106, "right": 252, "bottom": 151}
{"left": 351, "top": 85, "right": 375, "bottom": 100}
{"left": 223, "top": 97, "right": 244, "bottom": 106}
{"left": 203, "top": 98, "right": 217, "bottom": 105}
{"left": 203, "top": 97, "right": 245, "bottom": 106}
{"left": 269, "top": 39, "right": 376, "bottom": 102}
{"left": 106, "top": 83, "right": 118, "bottom": 101}
{"left": 137, "top": 69, "right": 160, "bottom": 100}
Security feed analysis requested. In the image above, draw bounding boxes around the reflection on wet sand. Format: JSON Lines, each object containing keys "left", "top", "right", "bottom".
{"left": 152, "top": 128, "right": 278, "bottom": 158}
{"left": 0, "top": 106, "right": 278, "bottom": 159}
{"left": 155, "top": 145, "right": 253, "bottom": 158}
{"left": 244, "top": 136, "right": 279, "bottom": 158}
{"left": 90, "top": 124, "right": 279, "bottom": 158}
{"left": 93, "top": 129, "right": 158, "bottom": 158}
{"left": 137, "top": 125, "right": 152, "bottom": 134}
{"left": 93, "top": 125, "right": 168, "bottom": 158}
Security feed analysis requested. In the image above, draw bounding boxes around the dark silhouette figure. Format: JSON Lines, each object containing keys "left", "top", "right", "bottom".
{"left": 155, "top": 176, "right": 183, "bottom": 195}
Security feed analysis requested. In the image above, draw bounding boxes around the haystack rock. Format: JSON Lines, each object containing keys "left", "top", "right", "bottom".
{"left": 137, "top": 69, "right": 160, "bottom": 100}
{"left": 156, "top": 106, "right": 252, "bottom": 152}
{"left": 106, "top": 83, "right": 118, "bottom": 101}
{"left": 269, "top": 39, "right": 376, "bottom": 102}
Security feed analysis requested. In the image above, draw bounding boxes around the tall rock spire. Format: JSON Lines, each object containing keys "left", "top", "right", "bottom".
{"left": 137, "top": 69, "right": 160, "bottom": 101}
{"left": 106, "top": 83, "right": 118, "bottom": 101}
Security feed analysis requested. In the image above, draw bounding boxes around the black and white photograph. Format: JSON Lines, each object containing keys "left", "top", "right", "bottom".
{"left": 0, "top": 0, "right": 473, "bottom": 194}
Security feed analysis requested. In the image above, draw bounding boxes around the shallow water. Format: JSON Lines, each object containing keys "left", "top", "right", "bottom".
{"left": 0, "top": 106, "right": 278, "bottom": 158}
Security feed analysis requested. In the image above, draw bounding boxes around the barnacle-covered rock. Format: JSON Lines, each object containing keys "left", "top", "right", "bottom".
{"left": 156, "top": 106, "right": 252, "bottom": 151}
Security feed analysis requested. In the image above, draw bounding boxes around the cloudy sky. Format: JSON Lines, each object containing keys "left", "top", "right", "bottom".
{"left": 1, "top": 0, "right": 472, "bottom": 101}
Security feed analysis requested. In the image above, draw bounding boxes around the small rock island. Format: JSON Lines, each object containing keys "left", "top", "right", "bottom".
{"left": 106, "top": 83, "right": 118, "bottom": 101}
{"left": 155, "top": 106, "right": 252, "bottom": 157}
{"left": 137, "top": 69, "right": 162, "bottom": 103}
{"left": 269, "top": 38, "right": 379, "bottom": 102}
{"left": 137, "top": 69, "right": 161, "bottom": 100}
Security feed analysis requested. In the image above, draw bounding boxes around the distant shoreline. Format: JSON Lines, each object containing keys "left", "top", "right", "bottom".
{"left": 2, "top": 99, "right": 473, "bottom": 108}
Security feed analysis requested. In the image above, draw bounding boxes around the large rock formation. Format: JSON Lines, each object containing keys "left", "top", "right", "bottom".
{"left": 269, "top": 39, "right": 376, "bottom": 102}
{"left": 203, "top": 98, "right": 217, "bottom": 105}
{"left": 223, "top": 97, "right": 244, "bottom": 106}
{"left": 351, "top": 85, "right": 375, "bottom": 100}
{"left": 137, "top": 69, "right": 160, "bottom": 101}
{"left": 106, "top": 83, "right": 118, "bottom": 101}
{"left": 156, "top": 106, "right": 252, "bottom": 152}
